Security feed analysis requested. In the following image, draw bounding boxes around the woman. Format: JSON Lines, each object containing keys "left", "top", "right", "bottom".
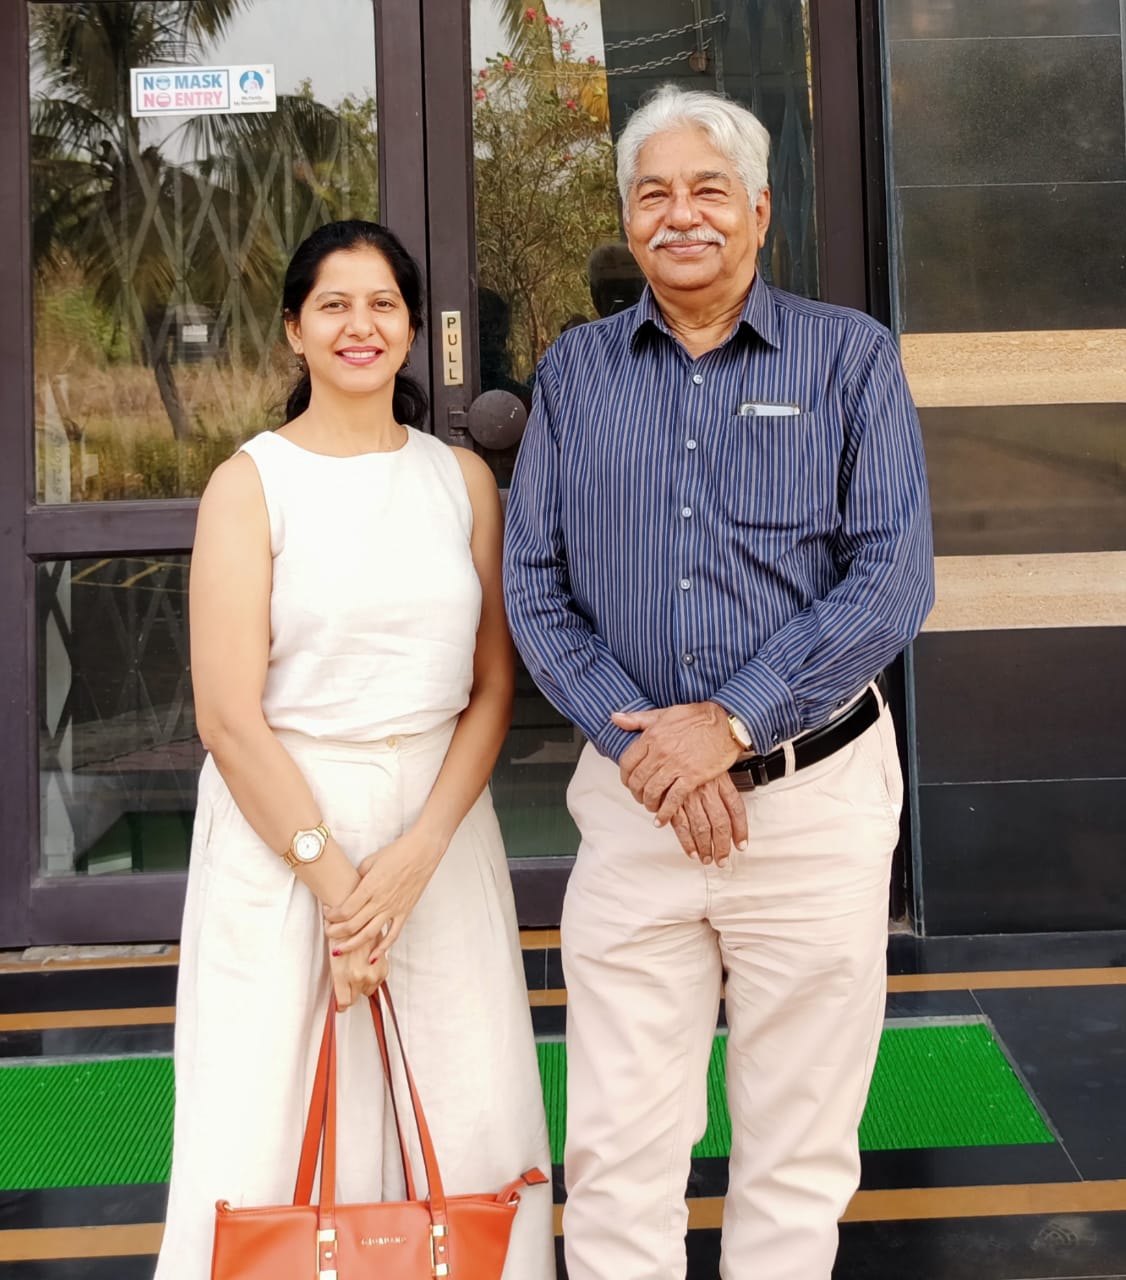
{"left": 155, "top": 221, "right": 554, "bottom": 1279}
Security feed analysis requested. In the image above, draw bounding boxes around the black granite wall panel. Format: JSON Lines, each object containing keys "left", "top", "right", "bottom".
{"left": 918, "top": 779, "right": 1126, "bottom": 933}
{"left": 887, "top": 0, "right": 1121, "bottom": 40}
{"left": 896, "top": 182, "right": 1126, "bottom": 333}
{"left": 889, "top": 38, "right": 1126, "bottom": 187}
{"left": 914, "top": 627, "right": 1126, "bottom": 932}
{"left": 921, "top": 403, "right": 1126, "bottom": 556}
{"left": 883, "top": 3, "right": 1126, "bottom": 935}
{"left": 913, "top": 629, "right": 1126, "bottom": 784}
{"left": 887, "top": 2, "right": 1126, "bottom": 333}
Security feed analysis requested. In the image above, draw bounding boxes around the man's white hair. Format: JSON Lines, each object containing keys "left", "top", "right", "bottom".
{"left": 616, "top": 84, "right": 771, "bottom": 220}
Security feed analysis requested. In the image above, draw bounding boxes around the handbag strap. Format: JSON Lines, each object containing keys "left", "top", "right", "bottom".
{"left": 295, "top": 993, "right": 418, "bottom": 1205}
{"left": 317, "top": 996, "right": 339, "bottom": 1230}
{"left": 371, "top": 988, "right": 450, "bottom": 1227}
{"left": 369, "top": 993, "right": 419, "bottom": 1200}
{"left": 294, "top": 999, "right": 334, "bottom": 1205}
{"left": 294, "top": 987, "right": 449, "bottom": 1231}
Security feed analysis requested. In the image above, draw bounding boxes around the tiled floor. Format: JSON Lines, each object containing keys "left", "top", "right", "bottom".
{"left": 2, "top": 931, "right": 1126, "bottom": 1279}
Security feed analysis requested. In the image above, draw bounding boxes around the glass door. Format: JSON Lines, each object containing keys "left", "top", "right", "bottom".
{"left": 0, "top": 0, "right": 425, "bottom": 946}
{"left": 420, "top": 0, "right": 876, "bottom": 923}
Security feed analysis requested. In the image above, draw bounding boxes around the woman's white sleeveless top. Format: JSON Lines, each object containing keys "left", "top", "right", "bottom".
{"left": 237, "top": 428, "right": 481, "bottom": 742}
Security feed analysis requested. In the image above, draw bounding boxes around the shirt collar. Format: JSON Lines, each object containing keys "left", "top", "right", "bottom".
{"left": 627, "top": 269, "right": 781, "bottom": 352}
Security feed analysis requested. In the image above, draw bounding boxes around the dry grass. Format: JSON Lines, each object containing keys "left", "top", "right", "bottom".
{"left": 35, "top": 352, "right": 293, "bottom": 501}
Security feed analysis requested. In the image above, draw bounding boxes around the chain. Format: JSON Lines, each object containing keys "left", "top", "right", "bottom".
{"left": 603, "top": 14, "right": 726, "bottom": 53}
{"left": 606, "top": 45, "right": 712, "bottom": 76}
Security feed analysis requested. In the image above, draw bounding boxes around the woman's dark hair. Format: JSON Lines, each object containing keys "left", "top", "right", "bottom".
{"left": 282, "top": 220, "right": 428, "bottom": 427}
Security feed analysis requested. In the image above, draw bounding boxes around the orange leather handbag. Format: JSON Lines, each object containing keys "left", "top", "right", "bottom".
{"left": 211, "top": 988, "right": 547, "bottom": 1279}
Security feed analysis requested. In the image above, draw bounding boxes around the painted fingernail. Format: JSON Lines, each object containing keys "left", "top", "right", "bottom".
{"left": 331, "top": 949, "right": 342, "bottom": 957}
{"left": 369, "top": 955, "right": 381, "bottom": 965}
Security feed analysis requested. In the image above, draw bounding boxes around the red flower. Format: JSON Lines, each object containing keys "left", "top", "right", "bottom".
{"left": 562, "top": 153, "right": 572, "bottom": 163}
{"left": 565, "top": 98, "right": 577, "bottom": 110}
{"left": 503, "top": 59, "right": 514, "bottom": 71}
{"left": 478, "top": 68, "right": 488, "bottom": 79}
{"left": 561, "top": 40, "right": 572, "bottom": 52}
{"left": 587, "top": 55, "right": 597, "bottom": 65}
{"left": 524, "top": 6, "right": 536, "bottom": 19}
{"left": 474, "top": 88, "right": 486, "bottom": 101}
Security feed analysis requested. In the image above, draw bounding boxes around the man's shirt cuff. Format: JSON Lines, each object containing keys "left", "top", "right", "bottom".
{"left": 713, "top": 660, "right": 801, "bottom": 756}
{"left": 589, "top": 694, "right": 654, "bottom": 763}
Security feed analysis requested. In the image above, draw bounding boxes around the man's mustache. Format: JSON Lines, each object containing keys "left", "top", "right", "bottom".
{"left": 647, "top": 228, "right": 727, "bottom": 250}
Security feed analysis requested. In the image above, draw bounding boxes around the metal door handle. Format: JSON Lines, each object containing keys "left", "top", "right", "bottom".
{"left": 465, "top": 390, "right": 527, "bottom": 450}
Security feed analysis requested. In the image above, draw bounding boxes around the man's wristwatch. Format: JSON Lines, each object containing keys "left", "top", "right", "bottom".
{"left": 281, "top": 822, "right": 330, "bottom": 869}
{"left": 725, "top": 713, "right": 753, "bottom": 753}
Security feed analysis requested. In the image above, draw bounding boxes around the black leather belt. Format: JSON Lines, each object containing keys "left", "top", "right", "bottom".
{"left": 728, "top": 672, "right": 889, "bottom": 791}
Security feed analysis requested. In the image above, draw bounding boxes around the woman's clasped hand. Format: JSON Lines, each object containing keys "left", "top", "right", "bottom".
{"left": 324, "top": 829, "right": 444, "bottom": 969}
{"left": 327, "top": 942, "right": 388, "bottom": 1010}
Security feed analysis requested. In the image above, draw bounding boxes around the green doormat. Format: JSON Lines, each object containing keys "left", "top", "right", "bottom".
{"left": 538, "top": 1019, "right": 1054, "bottom": 1164}
{"left": 0, "top": 1055, "right": 173, "bottom": 1189}
{"left": 0, "top": 1020, "right": 1052, "bottom": 1190}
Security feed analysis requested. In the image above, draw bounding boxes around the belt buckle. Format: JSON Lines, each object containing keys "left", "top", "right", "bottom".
{"left": 731, "top": 755, "right": 770, "bottom": 789}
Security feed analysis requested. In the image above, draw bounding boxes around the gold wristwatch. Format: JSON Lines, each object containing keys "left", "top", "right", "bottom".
{"left": 726, "top": 713, "right": 753, "bottom": 753}
{"left": 281, "top": 822, "right": 330, "bottom": 869}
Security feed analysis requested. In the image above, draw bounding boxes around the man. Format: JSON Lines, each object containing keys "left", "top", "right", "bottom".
{"left": 503, "top": 84, "right": 933, "bottom": 1280}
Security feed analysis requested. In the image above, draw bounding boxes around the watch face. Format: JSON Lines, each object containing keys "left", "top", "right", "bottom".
{"left": 294, "top": 830, "right": 324, "bottom": 862}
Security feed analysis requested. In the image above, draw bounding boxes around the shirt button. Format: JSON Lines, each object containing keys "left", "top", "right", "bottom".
{"left": 691, "top": 373, "right": 704, "bottom": 385}
{"left": 682, "top": 653, "right": 695, "bottom": 666}
{"left": 681, "top": 506, "right": 693, "bottom": 519}
{"left": 679, "top": 578, "right": 691, "bottom": 591}
{"left": 686, "top": 439, "right": 697, "bottom": 450}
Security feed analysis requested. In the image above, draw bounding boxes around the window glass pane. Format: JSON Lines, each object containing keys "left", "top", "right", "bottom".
{"left": 30, "top": 0, "right": 378, "bottom": 503}
{"left": 38, "top": 556, "right": 198, "bottom": 876}
{"left": 471, "top": 0, "right": 817, "bottom": 407}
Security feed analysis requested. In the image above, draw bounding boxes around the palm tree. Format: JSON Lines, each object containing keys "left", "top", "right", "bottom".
{"left": 31, "top": 2, "right": 255, "bottom": 440}
{"left": 493, "top": 0, "right": 557, "bottom": 69}
{"left": 31, "top": 2, "right": 377, "bottom": 443}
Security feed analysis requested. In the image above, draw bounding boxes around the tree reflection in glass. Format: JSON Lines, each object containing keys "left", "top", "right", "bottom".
{"left": 30, "top": 1, "right": 379, "bottom": 501}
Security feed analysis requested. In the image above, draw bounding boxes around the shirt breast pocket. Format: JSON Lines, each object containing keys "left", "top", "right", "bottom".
{"left": 717, "top": 413, "right": 839, "bottom": 539}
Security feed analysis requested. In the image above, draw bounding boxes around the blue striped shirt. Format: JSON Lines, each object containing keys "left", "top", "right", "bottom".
{"left": 502, "top": 273, "right": 934, "bottom": 763}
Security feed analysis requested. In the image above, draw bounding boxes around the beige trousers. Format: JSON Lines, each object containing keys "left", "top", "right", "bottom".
{"left": 561, "top": 708, "right": 903, "bottom": 1280}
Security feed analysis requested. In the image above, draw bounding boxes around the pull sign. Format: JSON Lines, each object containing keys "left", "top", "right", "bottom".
{"left": 441, "top": 311, "right": 464, "bottom": 386}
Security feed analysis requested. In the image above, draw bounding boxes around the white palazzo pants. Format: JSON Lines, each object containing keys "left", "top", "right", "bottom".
{"left": 155, "top": 723, "right": 555, "bottom": 1280}
{"left": 561, "top": 709, "right": 903, "bottom": 1280}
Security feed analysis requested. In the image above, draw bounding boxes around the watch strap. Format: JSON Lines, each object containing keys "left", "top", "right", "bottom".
{"left": 282, "top": 822, "right": 330, "bottom": 869}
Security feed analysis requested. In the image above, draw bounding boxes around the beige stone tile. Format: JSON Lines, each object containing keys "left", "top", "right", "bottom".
{"left": 925, "top": 552, "right": 1126, "bottom": 630}
{"left": 901, "top": 330, "right": 1126, "bottom": 407}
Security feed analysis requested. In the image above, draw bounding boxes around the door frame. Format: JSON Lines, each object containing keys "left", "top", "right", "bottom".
{"left": 0, "top": 0, "right": 904, "bottom": 946}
